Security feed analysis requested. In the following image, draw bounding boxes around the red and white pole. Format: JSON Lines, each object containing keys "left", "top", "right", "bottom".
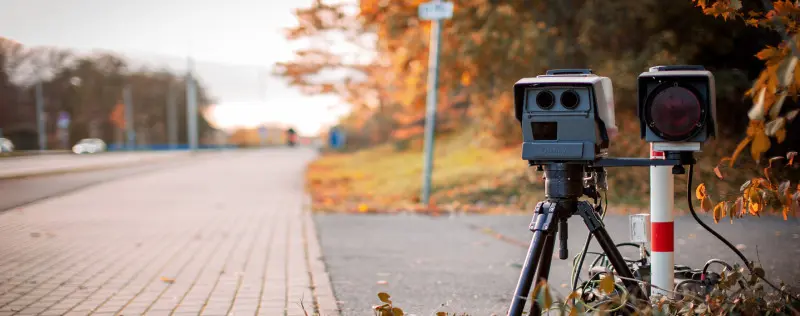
{"left": 650, "top": 143, "right": 674, "bottom": 297}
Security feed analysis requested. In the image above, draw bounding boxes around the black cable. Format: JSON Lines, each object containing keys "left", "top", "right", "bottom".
{"left": 570, "top": 191, "right": 608, "bottom": 303}
{"left": 687, "top": 164, "right": 800, "bottom": 301}
{"left": 702, "top": 259, "right": 734, "bottom": 276}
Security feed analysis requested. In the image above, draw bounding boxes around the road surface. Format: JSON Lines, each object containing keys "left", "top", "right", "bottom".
{"left": 315, "top": 213, "right": 800, "bottom": 315}
{"left": 1, "top": 148, "right": 798, "bottom": 316}
{"left": 0, "top": 152, "right": 189, "bottom": 179}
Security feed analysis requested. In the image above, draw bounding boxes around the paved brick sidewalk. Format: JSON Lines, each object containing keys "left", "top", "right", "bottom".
{"left": 0, "top": 148, "right": 338, "bottom": 316}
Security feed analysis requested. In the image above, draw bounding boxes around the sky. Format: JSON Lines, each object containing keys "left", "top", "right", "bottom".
{"left": 0, "top": 0, "right": 352, "bottom": 136}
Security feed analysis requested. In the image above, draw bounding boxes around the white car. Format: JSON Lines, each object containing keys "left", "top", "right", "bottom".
{"left": 0, "top": 138, "right": 14, "bottom": 153}
{"left": 72, "top": 138, "right": 107, "bottom": 154}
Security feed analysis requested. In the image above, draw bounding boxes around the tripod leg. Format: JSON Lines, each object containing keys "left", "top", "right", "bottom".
{"left": 576, "top": 202, "right": 647, "bottom": 301}
{"left": 529, "top": 233, "right": 556, "bottom": 316}
{"left": 507, "top": 202, "right": 556, "bottom": 316}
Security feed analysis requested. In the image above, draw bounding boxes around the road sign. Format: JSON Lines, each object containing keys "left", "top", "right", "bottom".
{"left": 418, "top": 1, "right": 453, "bottom": 21}
{"left": 329, "top": 127, "right": 345, "bottom": 149}
{"left": 57, "top": 112, "right": 70, "bottom": 129}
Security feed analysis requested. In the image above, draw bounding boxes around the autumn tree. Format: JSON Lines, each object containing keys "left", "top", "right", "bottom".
{"left": 688, "top": 0, "right": 800, "bottom": 222}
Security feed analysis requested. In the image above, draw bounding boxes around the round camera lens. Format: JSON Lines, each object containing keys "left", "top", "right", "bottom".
{"left": 649, "top": 86, "right": 702, "bottom": 138}
{"left": 560, "top": 90, "right": 580, "bottom": 109}
{"left": 536, "top": 91, "right": 555, "bottom": 110}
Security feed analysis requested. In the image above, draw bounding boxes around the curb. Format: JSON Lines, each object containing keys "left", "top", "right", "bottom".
{"left": 0, "top": 152, "right": 196, "bottom": 181}
{"left": 302, "top": 195, "right": 341, "bottom": 316}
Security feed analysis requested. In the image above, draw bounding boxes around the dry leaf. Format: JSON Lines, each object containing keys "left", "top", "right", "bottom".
{"left": 751, "top": 131, "right": 771, "bottom": 163}
{"left": 726, "top": 200, "right": 736, "bottom": 223}
{"left": 696, "top": 183, "right": 707, "bottom": 200}
{"left": 714, "top": 166, "right": 724, "bottom": 179}
{"left": 358, "top": 204, "right": 369, "bottom": 213}
{"left": 735, "top": 196, "right": 744, "bottom": 217}
{"left": 713, "top": 202, "right": 725, "bottom": 224}
{"left": 160, "top": 276, "right": 175, "bottom": 284}
{"left": 599, "top": 274, "right": 615, "bottom": 294}
{"left": 776, "top": 127, "right": 787, "bottom": 143}
{"left": 701, "top": 197, "right": 714, "bottom": 212}
{"left": 378, "top": 292, "right": 391, "bottom": 303}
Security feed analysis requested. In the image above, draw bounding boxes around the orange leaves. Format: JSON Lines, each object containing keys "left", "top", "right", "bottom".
{"left": 696, "top": 183, "right": 714, "bottom": 212}
{"left": 696, "top": 183, "right": 708, "bottom": 200}
{"left": 728, "top": 120, "right": 770, "bottom": 167}
{"left": 751, "top": 126, "right": 771, "bottom": 164}
{"left": 460, "top": 72, "right": 472, "bottom": 86}
{"left": 772, "top": 0, "right": 800, "bottom": 16}
{"left": 700, "top": 0, "right": 741, "bottom": 20}
{"left": 712, "top": 201, "right": 726, "bottom": 223}
{"left": 756, "top": 46, "right": 782, "bottom": 61}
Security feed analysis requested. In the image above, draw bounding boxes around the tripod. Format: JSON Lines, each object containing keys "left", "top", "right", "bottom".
{"left": 507, "top": 163, "right": 647, "bottom": 316}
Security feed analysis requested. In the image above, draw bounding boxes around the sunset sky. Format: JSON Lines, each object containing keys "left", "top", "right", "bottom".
{"left": 0, "top": 0, "right": 354, "bottom": 136}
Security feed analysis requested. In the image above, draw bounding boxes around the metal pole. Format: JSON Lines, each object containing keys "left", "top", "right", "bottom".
{"left": 649, "top": 144, "right": 674, "bottom": 298}
{"left": 167, "top": 84, "right": 178, "bottom": 149}
{"left": 35, "top": 82, "right": 46, "bottom": 151}
{"left": 186, "top": 57, "right": 199, "bottom": 151}
{"left": 123, "top": 85, "right": 135, "bottom": 150}
{"left": 421, "top": 1, "right": 443, "bottom": 206}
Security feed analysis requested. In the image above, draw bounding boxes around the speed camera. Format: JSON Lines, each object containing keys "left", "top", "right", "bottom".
{"left": 514, "top": 69, "right": 618, "bottom": 162}
{"left": 637, "top": 65, "right": 717, "bottom": 151}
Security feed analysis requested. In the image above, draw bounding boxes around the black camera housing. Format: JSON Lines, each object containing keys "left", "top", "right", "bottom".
{"left": 637, "top": 65, "right": 717, "bottom": 144}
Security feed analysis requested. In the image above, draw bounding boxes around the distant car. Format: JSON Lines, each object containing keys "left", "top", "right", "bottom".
{"left": 0, "top": 138, "right": 14, "bottom": 153}
{"left": 72, "top": 138, "right": 106, "bottom": 154}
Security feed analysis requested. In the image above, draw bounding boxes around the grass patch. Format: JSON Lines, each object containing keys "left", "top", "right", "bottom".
{"left": 307, "top": 132, "right": 534, "bottom": 213}
{"left": 306, "top": 121, "right": 757, "bottom": 216}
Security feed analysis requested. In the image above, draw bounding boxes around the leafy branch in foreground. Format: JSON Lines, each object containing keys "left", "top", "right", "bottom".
{"left": 373, "top": 263, "right": 799, "bottom": 315}
{"left": 690, "top": 0, "right": 800, "bottom": 222}
{"left": 697, "top": 151, "right": 800, "bottom": 223}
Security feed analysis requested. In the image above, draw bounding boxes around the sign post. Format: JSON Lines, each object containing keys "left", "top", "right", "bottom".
{"left": 650, "top": 143, "right": 674, "bottom": 298}
{"left": 419, "top": 0, "right": 453, "bottom": 206}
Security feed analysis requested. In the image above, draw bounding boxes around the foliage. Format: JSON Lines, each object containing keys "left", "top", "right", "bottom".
{"left": 0, "top": 37, "right": 216, "bottom": 149}
{"left": 690, "top": 0, "right": 800, "bottom": 222}
{"left": 279, "top": 0, "right": 776, "bottom": 150}
{"left": 371, "top": 264, "right": 799, "bottom": 315}
{"left": 372, "top": 292, "right": 405, "bottom": 316}
{"left": 697, "top": 151, "right": 800, "bottom": 222}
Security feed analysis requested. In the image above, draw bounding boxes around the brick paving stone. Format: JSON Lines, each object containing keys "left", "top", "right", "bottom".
{"left": 0, "top": 149, "right": 340, "bottom": 316}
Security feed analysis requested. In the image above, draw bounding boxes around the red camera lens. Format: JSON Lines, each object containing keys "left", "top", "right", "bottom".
{"left": 649, "top": 86, "right": 702, "bottom": 138}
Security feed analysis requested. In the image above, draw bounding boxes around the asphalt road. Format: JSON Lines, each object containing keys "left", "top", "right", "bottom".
{"left": 315, "top": 212, "right": 800, "bottom": 316}
{"left": 0, "top": 152, "right": 206, "bottom": 212}
{"left": 2, "top": 150, "right": 799, "bottom": 316}
{"left": 0, "top": 151, "right": 187, "bottom": 179}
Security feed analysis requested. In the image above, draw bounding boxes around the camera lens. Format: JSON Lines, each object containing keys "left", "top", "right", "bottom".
{"left": 535, "top": 91, "right": 555, "bottom": 110}
{"left": 560, "top": 90, "right": 580, "bottom": 109}
{"left": 649, "top": 86, "right": 702, "bottom": 139}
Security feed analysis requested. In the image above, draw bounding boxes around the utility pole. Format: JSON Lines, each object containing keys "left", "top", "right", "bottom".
{"left": 186, "top": 57, "right": 199, "bottom": 151}
{"left": 35, "top": 82, "right": 46, "bottom": 151}
{"left": 123, "top": 84, "right": 135, "bottom": 150}
{"left": 167, "top": 83, "right": 178, "bottom": 149}
{"left": 418, "top": 0, "right": 453, "bottom": 206}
